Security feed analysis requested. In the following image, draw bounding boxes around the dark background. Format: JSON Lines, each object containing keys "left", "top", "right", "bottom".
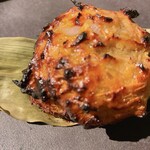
{"left": 0, "top": 0, "right": 150, "bottom": 150}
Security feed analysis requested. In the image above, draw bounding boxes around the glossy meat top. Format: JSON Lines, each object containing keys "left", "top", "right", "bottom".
{"left": 16, "top": 4, "right": 150, "bottom": 128}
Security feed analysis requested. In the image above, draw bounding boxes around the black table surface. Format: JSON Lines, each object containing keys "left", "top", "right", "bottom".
{"left": 0, "top": 0, "right": 150, "bottom": 150}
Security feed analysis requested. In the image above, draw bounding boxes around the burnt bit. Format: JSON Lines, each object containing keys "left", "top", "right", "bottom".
{"left": 75, "top": 12, "right": 82, "bottom": 25}
{"left": 66, "top": 100, "right": 71, "bottom": 106}
{"left": 24, "top": 89, "right": 39, "bottom": 99}
{"left": 16, "top": 66, "right": 32, "bottom": 90}
{"left": 70, "top": 0, "right": 84, "bottom": 10}
{"left": 63, "top": 40, "right": 68, "bottom": 45}
{"left": 94, "top": 41, "right": 105, "bottom": 47}
{"left": 72, "top": 32, "right": 87, "bottom": 46}
{"left": 56, "top": 57, "right": 68, "bottom": 69}
{"left": 46, "top": 30, "right": 53, "bottom": 38}
{"left": 81, "top": 103, "right": 90, "bottom": 113}
{"left": 136, "top": 63, "right": 146, "bottom": 72}
{"left": 31, "top": 91, "right": 39, "bottom": 99}
{"left": 122, "top": 8, "right": 139, "bottom": 19}
{"left": 142, "top": 35, "right": 150, "bottom": 44}
{"left": 49, "top": 89, "right": 58, "bottom": 101}
{"left": 148, "top": 52, "right": 150, "bottom": 57}
{"left": 40, "top": 52, "right": 45, "bottom": 59}
{"left": 103, "top": 17, "right": 113, "bottom": 22}
{"left": 12, "top": 80, "right": 21, "bottom": 87}
{"left": 84, "top": 116, "right": 100, "bottom": 129}
{"left": 40, "top": 89, "right": 48, "bottom": 102}
{"left": 43, "top": 24, "right": 50, "bottom": 31}
{"left": 103, "top": 54, "right": 115, "bottom": 59}
{"left": 64, "top": 68, "right": 75, "bottom": 79}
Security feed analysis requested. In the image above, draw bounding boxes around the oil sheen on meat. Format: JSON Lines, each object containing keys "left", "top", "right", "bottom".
{"left": 15, "top": 4, "right": 150, "bottom": 128}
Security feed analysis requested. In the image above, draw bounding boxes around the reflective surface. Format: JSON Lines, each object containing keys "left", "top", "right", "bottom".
{"left": 0, "top": 0, "right": 150, "bottom": 149}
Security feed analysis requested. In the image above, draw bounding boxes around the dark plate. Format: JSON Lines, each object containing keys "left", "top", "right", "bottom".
{"left": 0, "top": 0, "right": 150, "bottom": 149}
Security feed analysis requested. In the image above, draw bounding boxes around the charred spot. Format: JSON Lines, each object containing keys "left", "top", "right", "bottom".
{"left": 66, "top": 100, "right": 71, "bottom": 106}
{"left": 22, "top": 68, "right": 27, "bottom": 74}
{"left": 94, "top": 41, "right": 105, "bottom": 47}
{"left": 81, "top": 103, "right": 90, "bottom": 112}
{"left": 43, "top": 24, "right": 50, "bottom": 31}
{"left": 84, "top": 116, "right": 100, "bottom": 129}
{"left": 103, "top": 17, "right": 113, "bottom": 22}
{"left": 75, "top": 12, "right": 82, "bottom": 25}
{"left": 23, "top": 89, "right": 39, "bottom": 99}
{"left": 142, "top": 35, "right": 150, "bottom": 44}
{"left": 63, "top": 40, "right": 68, "bottom": 45}
{"left": 64, "top": 68, "right": 75, "bottom": 79}
{"left": 122, "top": 8, "right": 139, "bottom": 19}
{"left": 40, "top": 52, "right": 45, "bottom": 59}
{"left": 40, "top": 89, "right": 48, "bottom": 102}
{"left": 22, "top": 68, "right": 32, "bottom": 84}
{"left": 12, "top": 80, "right": 21, "bottom": 87}
{"left": 34, "top": 78, "right": 49, "bottom": 101}
{"left": 56, "top": 57, "right": 68, "bottom": 69}
{"left": 54, "top": 15, "right": 65, "bottom": 22}
{"left": 31, "top": 91, "right": 39, "bottom": 99}
{"left": 46, "top": 30, "right": 53, "bottom": 38}
{"left": 148, "top": 52, "right": 150, "bottom": 57}
{"left": 136, "top": 63, "right": 146, "bottom": 72}
{"left": 84, "top": 55, "right": 91, "bottom": 61}
{"left": 103, "top": 54, "right": 115, "bottom": 59}
{"left": 16, "top": 66, "right": 32, "bottom": 90}
{"left": 72, "top": 32, "right": 87, "bottom": 46}
{"left": 50, "top": 89, "right": 58, "bottom": 100}
{"left": 71, "top": 0, "right": 84, "bottom": 10}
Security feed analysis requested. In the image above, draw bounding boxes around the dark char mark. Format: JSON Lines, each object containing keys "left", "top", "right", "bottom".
{"left": 72, "top": 32, "right": 87, "bottom": 46}
{"left": 81, "top": 103, "right": 90, "bottom": 113}
{"left": 13, "top": 65, "right": 32, "bottom": 91}
{"left": 70, "top": 0, "right": 84, "bottom": 10}
{"left": 75, "top": 12, "right": 82, "bottom": 25}
{"left": 43, "top": 24, "right": 50, "bottom": 31}
{"left": 46, "top": 30, "right": 53, "bottom": 38}
{"left": 64, "top": 68, "right": 75, "bottom": 79}
{"left": 103, "top": 17, "right": 113, "bottom": 22}
{"left": 84, "top": 116, "right": 100, "bottom": 129}
{"left": 103, "top": 54, "right": 114, "bottom": 59}
{"left": 94, "top": 41, "right": 105, "bottom": 47}
{"left": 56, "top": 57, "right": 68, "bottom": 69}
{"left": 142, "top": 35, "right": 150, "bottom": 44}
{"left": 136, "top": 63, "right": 146, "bottom": 72}
{"left": 40, "top": 89, "right": 48, "bottom": 102}
{"left": 122, "top": 8, "right": 139, "bottom": 19}
{"left": 40, "top": 52, "right": 45, "bottom": 59}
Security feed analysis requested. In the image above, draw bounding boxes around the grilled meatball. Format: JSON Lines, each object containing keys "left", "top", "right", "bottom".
{"left": 15, "top": 3, "right": 150, "bottom": 128}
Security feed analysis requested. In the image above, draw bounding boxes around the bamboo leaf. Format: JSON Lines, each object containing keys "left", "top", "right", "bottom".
{"left": 0, "top": 37, "right": 77, "bottom": 127}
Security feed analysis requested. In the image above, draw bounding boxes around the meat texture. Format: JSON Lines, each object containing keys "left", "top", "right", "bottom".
{"left": 15, "top": 3, "right": 150, "bottom": 128}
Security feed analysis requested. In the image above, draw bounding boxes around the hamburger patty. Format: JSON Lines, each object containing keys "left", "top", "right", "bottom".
{"left": 14, "top": 3, "right": 150, "bottom": 128}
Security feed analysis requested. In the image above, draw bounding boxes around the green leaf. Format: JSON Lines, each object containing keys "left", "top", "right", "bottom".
{"left": 0, "top": 37, "right": 77, "bottom": 127}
